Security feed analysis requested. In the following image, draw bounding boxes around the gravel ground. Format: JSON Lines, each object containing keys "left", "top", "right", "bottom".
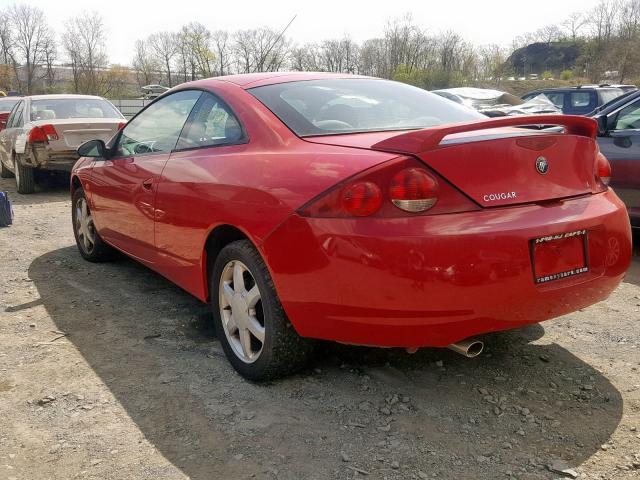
{"left": 0, "top": 175, "right": 639, "bottom": 480}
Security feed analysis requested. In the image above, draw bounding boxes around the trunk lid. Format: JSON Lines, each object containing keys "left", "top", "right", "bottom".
{"left": 304, "top": 115, "right": 599, "bottom": 207}
{"left": 30, "top": 118, "right": 123, "bottom": 150}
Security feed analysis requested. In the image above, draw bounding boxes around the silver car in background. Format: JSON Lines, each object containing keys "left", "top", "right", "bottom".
{"left": 0, "top": 94, "right": 125, "bottom": 193}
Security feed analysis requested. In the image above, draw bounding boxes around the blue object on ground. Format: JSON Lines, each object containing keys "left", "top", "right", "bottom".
{"left": 0, "top": 191, "right": 13, "bottom": 227}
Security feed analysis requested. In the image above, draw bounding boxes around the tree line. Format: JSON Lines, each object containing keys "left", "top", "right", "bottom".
{"left": 0, "top": 1, "right": 639, "bottom": 97}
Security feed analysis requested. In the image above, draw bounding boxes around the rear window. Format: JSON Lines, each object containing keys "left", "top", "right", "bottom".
{"left": 30, "top": 98, "right": 123, "bottom": 121}
{"left": 249, "top": 79, "right": 484, "bottom": 137}
{"left": 0, "top": 98, "right": 19, "bottom": 113}
{"left": 599, "top": 88, "right": 624, "bottom": 105}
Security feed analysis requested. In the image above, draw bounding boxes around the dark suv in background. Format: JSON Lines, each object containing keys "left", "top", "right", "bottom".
{"left": 522, "top": 85, "right": 627, "bottom": 115}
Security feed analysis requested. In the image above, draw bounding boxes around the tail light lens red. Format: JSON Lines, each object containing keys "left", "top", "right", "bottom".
{"left": 341, "top": 181, "right": 382, "bottom": 217}
{"left": 117, "top": 121, "right": 126, "bottom": 130}
{"left": 299, "top": 156, "right": 478, "bottom": 218}
{"left": 595, "top": 151, "right": 611, "bottom": 187}
{"left": 390, "top": 168, "right": 438, "bottom": 212}
{"left": 28, "top": 124, "right": 58, "bottom": 143}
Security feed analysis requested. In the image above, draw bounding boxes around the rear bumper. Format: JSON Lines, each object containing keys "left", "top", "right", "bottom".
{"left": 22, "top": 145, "right": 78, "bottom": 172}
{"left": 261, "top": 190, "right": 632, "bottom": 347}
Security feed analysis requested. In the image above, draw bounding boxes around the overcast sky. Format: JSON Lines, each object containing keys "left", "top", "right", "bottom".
{"left": 1, "top": 0, "right": 605, "bottom": 65}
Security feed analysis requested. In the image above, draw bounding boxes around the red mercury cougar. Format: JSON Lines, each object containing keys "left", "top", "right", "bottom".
{"left": 70, "top": 72, "right": 632, "bottom": 380}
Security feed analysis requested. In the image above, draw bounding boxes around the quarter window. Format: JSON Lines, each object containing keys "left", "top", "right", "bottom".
{"left": 613, "top": 99, "right": 640, "bottom": 130}
{"left": 176, "top": 92, "right": 246, "bottom": 150}
{"left": 114, "top": 90, "right": 201, "bottom": 157}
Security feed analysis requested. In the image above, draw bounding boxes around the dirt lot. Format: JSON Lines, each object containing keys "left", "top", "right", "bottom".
{"left": 1, "top": 175, "right": 639, "bottom": 480}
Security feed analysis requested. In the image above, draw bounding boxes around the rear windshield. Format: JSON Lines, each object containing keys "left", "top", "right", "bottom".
{"left": 0, "top": 98, "right": 20, "bottom": 113}
{"left": 249, "top": 79, "right": 484, "bottom": 137}
{"left": 599, "top": 89, "right": 624, "bottom": 104}
{"left": 30, "top": 98, "right": 123, "bottom": 122}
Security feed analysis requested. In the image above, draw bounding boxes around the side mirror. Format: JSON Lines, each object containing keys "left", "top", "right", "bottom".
{"left": 77, "top": 139, "right": 107, "bottom": 159}
{"left": 610, "top": 129, "right": 640, "bottom": 137}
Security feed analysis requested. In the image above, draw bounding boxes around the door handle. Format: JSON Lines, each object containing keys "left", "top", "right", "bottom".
{"left": 142, "top": 178, "right": 154, "bottom": 190}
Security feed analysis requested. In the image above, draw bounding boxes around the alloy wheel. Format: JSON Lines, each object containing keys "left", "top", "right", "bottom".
{"left": 75, "top": 197, "right": 96, "bottom": 254}
{"left": 218, "top": 260, "right": 265, "bottom": 363}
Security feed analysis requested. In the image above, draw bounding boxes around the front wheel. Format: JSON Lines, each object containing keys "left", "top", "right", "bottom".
{"left": 14, "top": 154, "right": 34, "bottom": 194}
{"left": 211, "top": 240, "right": 314, "bottom": 381}
{"left": 72, "top": 188, "right": 115, "bottom": 262}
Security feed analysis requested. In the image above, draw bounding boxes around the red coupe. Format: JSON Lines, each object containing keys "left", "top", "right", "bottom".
{"left": 70, "top": 72, "right": 632, "bottom": 380}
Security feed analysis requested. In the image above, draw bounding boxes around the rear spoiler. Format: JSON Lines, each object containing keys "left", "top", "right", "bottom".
{"left": 372, "top": 115, "right": 597, "bottom": 154}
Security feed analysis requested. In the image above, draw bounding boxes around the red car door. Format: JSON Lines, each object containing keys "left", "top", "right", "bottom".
{"left": 154, "top": 91, "right": 250, "bottom": 296}
{"left": 89, "top": 90, "right": 202, "bottom": 261}
{"left": 598, "top": 97, "right": 640, "bottom": 228}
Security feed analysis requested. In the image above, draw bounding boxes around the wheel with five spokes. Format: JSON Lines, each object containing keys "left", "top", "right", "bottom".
{"left": 211, "top": 240, "right": 314, "bottom": 381}
{"left": 72, "top": 187, "right": 115, "bottom": 262}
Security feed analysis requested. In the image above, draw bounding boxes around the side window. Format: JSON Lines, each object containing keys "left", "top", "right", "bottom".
{"left": 176, "top": 92, "right": 246, "bottom": 150}
{"left": 544, "top": 92, "right": 565, "bottom": 109}
{"left": 7, "top": 101, "right": 23, "bottom": 129}
{"left": 114, "top": 90, "right": 201, "bottom": 157}
{"left": 613, "top": 100, "right": 640, "bottom": 130}
{"left": 570, "top": 91, "right": 594, "bottom": 109}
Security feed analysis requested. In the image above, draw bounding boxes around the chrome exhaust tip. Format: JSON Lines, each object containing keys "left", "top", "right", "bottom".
{"left": 447, "top": 338, "right": 484, "bottom": 358}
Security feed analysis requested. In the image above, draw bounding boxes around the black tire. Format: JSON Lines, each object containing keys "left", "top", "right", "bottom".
{"left": 0, "top": 159, "right": 13, "bottom": 178}
{"left": 14, "top": 154, "right": 35, "bottom": 194}
{"left": 211, "top": 240, "right": 314, "bottom": 381}
{"left": 72, "top": 188, "right": 116, "bottom": 262}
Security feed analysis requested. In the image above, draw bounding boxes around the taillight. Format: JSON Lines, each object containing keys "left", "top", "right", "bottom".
{"left": 117, "top": 122, "right": 126, "bottom": 130}
{"left": 595, "top": 152, "right": 611, "bottom": 186}
{"left": 298, "top": 156, "right": 478, "bottom": 218}
{"left": 390, "top": 168, "right": 438, "bottom": 212}
{"left": 341, "top": 181, "right": 382, "bottom": 216}
{"left": 28, "top": 124, "right": 58, "bottom": 143}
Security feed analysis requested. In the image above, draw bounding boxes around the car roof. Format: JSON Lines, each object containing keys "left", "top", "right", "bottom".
{"left": 526, "top": 86, "right": 621, "bottom": 94}
{"left": 191, "top": 71, "right": 374, "bottom": 89}
{"left": 26, "top": 94, "right": 106, "bottom": 101}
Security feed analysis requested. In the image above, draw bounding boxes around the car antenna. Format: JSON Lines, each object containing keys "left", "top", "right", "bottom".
{"left": 258, "top": 14, "right": 297, "bottom": 72}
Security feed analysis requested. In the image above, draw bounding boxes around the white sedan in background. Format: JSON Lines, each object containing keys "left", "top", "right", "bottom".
{"left": 0, "top": 94, "right": 125, "bottom": 193}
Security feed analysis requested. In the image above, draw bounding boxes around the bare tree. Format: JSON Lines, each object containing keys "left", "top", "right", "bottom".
{"left": 148, "top": 31, "right": 178, "bottom": 86}
{"left": 42, "top": 31, "right": 56, "bottom": 91}
{"left": 211, "top": 30, "right": 231, "bottom": 76}
{"left": 536, "top": 24, "right": 564, "bottom": 44}
{"left": 615, "top": 0, "right": 640, "bottom": 81}
{"left": 563, "top": 12, "right": 586, "bottom": 40}
{"left": 590, "top": 0, "right": 620, "bottom": 41}
{"left": 174, "top": 23, "right": 216, "bottom": 80}
{"left": 233, "top": 27, "right": 289, "bottom": 73}
{"left": 62, "top": 12, "right": 109, "bottom": 94}
{"left": 317, "top": 37, "right": 359, "bottom": 73}
{"left": 0, "top": 10, "right": 13, "bottom": 65}
{"left": 357, "top": 38, "right": 386, "bottom": 77}
{"left": 8, "top": 3, "right": 52, "bottom": 93}
{"left": 132, "top": 39, "right": 160, "bottom": 86}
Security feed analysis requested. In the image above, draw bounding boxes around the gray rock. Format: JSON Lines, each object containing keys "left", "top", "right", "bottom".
{"left": 547, "top": 460, "right": 578, "bottom": 478}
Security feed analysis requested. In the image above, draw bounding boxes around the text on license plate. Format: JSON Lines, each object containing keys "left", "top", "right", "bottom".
{"left": 532, "top": 230, "right": 588, "bottom": 284}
